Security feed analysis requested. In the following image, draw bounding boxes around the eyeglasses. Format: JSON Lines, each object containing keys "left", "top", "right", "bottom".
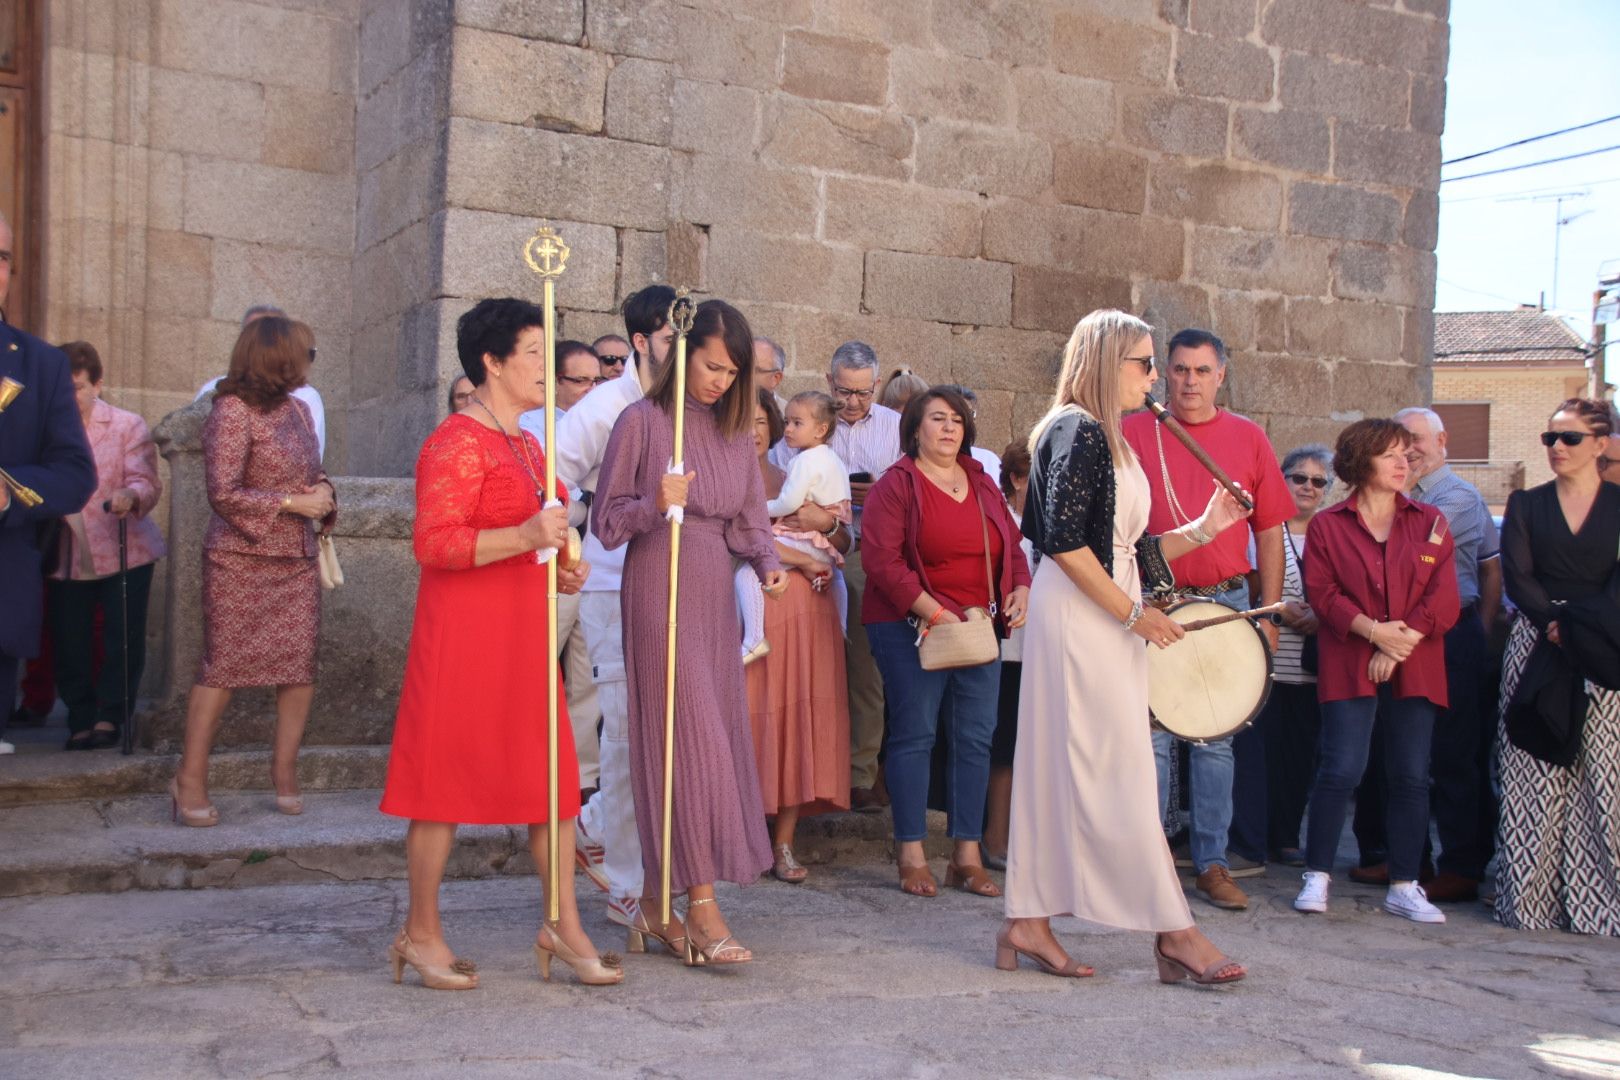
{"left": 1286, "top": 473, "right": 1329, "bottom": 490}
{"left": 559, "top": 374, "right": 608, "bottom": 387}
{"left": 1541, "top": 430, "right": 1596, "bottom": 447}
{"left": 830, "top": 385, "right": 875, "bottom": 400}
{"left": 1121, "top": 354, "right": 1155, "bottom": 374}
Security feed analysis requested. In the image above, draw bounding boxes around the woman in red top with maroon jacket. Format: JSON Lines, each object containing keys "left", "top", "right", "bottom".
{"left": 1296, "top": 418, "right": 1459, "bottom": 923}
{"left": 862, "top": 387, "right": 1031, "bottom": 899}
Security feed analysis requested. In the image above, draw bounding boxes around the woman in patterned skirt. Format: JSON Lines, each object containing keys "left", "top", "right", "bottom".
{"left": 1496, "top": 398, "right": 1620, "bottom": 936}
{"left": 172, "top": 316, "right": 334, "bottom": 826}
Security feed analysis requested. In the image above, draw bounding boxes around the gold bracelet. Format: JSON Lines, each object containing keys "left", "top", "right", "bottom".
{"left": 280, "top": 494, "right": 292, "bottom": 511}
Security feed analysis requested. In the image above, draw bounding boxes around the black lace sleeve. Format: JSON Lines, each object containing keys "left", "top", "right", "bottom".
{"left": 1024, "top": 412, "right": 1116, "bottom": 572}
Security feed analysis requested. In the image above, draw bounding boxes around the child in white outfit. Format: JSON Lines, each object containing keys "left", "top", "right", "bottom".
{"left": 736, "top": 391, "right": 852, "bottom": 663}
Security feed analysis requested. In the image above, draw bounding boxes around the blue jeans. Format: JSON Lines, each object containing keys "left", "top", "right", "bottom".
{"left": 867, "top": 620, "right": 1000, "bottom": 843}
{"left": 1305, "top": 688, "right": 1436, "bottom": 882}
{"left": 1153, "top": 584, "right": 1247, "bottom": 873}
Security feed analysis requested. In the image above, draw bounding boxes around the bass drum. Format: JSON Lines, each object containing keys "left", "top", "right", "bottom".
{"left": 1148, "top": 599, "right": 1273, "bottom": 744}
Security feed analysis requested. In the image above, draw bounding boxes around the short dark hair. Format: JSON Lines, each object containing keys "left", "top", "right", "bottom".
{"left": 60, "top": 340, "right": 103, "bottom": 384}
{"left": 757, "top": 387, "right": 785, "bottom": 448}
{"left": 900, "top": 387, "right": 977, "bottom": 459}
{"left": 1551, "top": 396, "right": 1615, "bottom": 437}
{"left": 999, "top": 438, "right": 1032, "bottom": 501}
{"left": 456, "top": 298, "right": 545, "bottom": 386}
{"left": 1167, "top": 328, "right": 1228, "bottom": 367}
{"left": 622, "top": 285, "right": 677, "bottom": 343}
{"left": 556, "top": 339, "right": 596, "bottom": 374}
{"left": 1333, "top": 418, "right": 1412, "bottom": 489}
{"left": 216, "top": 316, "right": 314, "bottom": 410}
{"left": 646, "top": 298, "right": 756, "bottom": 440}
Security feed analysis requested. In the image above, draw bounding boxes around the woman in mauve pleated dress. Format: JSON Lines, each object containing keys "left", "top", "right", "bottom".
{"left": 381, "top": 299, "right": 620, "bottom": 990}
{"left": 999, "top": 309, "right": 1250, "bottom": 985}
{"left": 593, "top": 299, "right": 788, "bottom": 968}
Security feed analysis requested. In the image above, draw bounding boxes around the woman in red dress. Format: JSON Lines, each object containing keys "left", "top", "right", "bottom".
{"left": 381, "top": 299, "right": 620, "bottom": 990}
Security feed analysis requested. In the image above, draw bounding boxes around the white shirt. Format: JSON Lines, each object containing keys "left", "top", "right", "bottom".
{"left": 766, "top": 443, "right": 851, "bottom": 519}
{"left": 517, "top": 406, "right": 583, "bottom": 505}
{"left": 970, "top": 445, "right": 1002, "bottom": 490}
{"left": 196, "top": 377, "right": 326, "bottom": 461}
{"left": 770, "top": 401, "right": 901, "bottom": 538}
{"left": 554, "top": 357, "right": 647, "bottom": 593}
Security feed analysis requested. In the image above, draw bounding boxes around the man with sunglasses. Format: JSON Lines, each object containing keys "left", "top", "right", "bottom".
{"left": 1122, "top": 328, "right": 1294, "bottom": 912}
{"left": 1390, "top": 406, "right": 1501, "bottom": 903}
{"left": 592, "top": 335, "right": 630, "bottom": 381}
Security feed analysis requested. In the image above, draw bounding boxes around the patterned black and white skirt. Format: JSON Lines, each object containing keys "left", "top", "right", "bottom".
{"left": 1495, "top": 615, "right": 1620, "bottom": 936}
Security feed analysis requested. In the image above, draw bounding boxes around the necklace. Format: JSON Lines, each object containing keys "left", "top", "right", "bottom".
{"left": 472, "top": 396, "right": 545, "bottom": 501}
{"left": 920, "top": 458, "right": 964, "bottom": 495}
{"left": 1152, "top": 421, "right": 1195, "bottom": 527}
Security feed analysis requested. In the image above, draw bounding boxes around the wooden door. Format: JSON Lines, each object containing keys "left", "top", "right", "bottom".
{"left": 0, "top": 0, "right": 37, "bottom": 331}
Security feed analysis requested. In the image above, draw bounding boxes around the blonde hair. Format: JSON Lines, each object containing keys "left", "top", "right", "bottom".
{"left": 1029, "top": 309, "right": 1153, "bottom": 466}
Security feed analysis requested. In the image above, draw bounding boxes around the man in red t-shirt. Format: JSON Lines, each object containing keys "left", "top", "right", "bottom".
{"left": 1122, "top": 329, "right": 1293, "bottom": 912}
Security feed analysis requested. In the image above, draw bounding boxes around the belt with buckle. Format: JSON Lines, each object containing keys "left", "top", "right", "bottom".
{"left": 1180, "top": 574, "right": 1248, "bottom": 598}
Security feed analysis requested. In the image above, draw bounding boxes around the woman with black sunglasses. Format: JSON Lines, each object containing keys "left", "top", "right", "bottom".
{"left": 1496, "top": 397, "right": 1620, "bottom": 936}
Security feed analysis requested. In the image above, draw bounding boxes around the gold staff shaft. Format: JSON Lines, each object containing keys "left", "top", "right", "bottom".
{"left": 660, "top": 293, "right": 693, "bottom": 929}
{"left": 543, "top": 271, "right": 561, "bottom": 926}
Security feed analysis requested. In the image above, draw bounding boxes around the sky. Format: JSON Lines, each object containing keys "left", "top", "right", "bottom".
{"left": 1434, "top": 0, "right": 1620, "bottom": 335}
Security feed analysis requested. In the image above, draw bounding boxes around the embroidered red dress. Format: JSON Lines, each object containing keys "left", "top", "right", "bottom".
{"left": 380, "top": 414, "right": 579, "bottom": 825}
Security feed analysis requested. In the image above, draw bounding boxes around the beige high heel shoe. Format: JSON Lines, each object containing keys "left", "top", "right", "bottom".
{"left": 535, "top": 924, "right": 623, "bottom": 986}
{"left": 683, "top": 897, "right": 751, "bottom": 967}
{"left": 625, "top": 904, "right": 687, "bottom": 959}
{"left": 388, "top": 931, "right": 479, "bottom": 990}
{"left": 169, "top": 778, "right": 218, "bottom": 828}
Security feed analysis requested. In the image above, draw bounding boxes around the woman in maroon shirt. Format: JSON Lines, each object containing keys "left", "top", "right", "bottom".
{"left": 862, "top": 387, "right": 1031, "bottom": 899}
{"left": 1296, "top": 419, "right": 1459, "bottom": 923}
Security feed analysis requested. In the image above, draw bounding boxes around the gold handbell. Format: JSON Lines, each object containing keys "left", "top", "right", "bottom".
{"left": 0, "top": 377, "right": 23, "bottom": 412}
{"left": 1, "top": 466, "right": 43, "bottom": 507}
{"left": 558, "top": 527, "right": 583, "bottom": 570}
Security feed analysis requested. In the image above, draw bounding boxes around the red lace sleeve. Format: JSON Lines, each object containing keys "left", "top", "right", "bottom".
{"left": 413, "top": 422, "right": 488, "bottom": 571}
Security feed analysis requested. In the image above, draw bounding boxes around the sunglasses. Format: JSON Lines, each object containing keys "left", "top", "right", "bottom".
{"left": 1541, "top": 430, "right": 1597, "bottom": 447}
{"left": 1121, "top": 354, "right": 1156, "bottom": 374}
{"left": 596, "top": 353, "right": 629, "bottom": 365}
{"left": 1286, "top": 473, "right": 1329, "bottom": 490}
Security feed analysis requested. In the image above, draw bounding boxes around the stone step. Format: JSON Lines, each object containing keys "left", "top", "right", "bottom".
{"left": 0, "top": 746, "right": 389, "bottom": 807}
{"left": 0, "top": 788, "right": 919, "bottom": 898}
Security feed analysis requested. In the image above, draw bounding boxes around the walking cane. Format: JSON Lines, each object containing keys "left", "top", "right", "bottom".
{"left": 659, "top": 289, "right": 697, "bottom": 928}
{"left": 102, "top": 501, "right": 134, "bottom": 755}
{"left": 522, "top": 225, "right": 575, "bottom": 925}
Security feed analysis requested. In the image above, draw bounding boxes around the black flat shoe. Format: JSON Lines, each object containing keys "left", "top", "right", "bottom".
{"left": 89, "top": 727, "right": 121, "bottom": 749}
{"left": 64, "top": 733, "right": 96, "bottom": 751}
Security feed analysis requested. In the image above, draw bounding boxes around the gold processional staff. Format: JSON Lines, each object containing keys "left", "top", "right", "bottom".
{"left": 522, "top": 225, "right": 583, "bottom": 924}
{"left": 659, "top": 290, "right": 696, "bottom": 928}
{"left": 0, "top": 377, "right": 45, "bottom": 507}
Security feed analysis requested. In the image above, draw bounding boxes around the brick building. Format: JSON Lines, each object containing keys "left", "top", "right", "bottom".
{"left": 1431, "top": 307, "right": 1593, "bottom": 498}
{"left": 12, "top": 0, "right": 1448, "bottom": 477}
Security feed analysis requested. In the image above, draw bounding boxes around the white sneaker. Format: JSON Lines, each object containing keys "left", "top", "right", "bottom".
{"left": 1294, "top": 871, "right": 1330, "bottom": 913}
{"left": 1385, "top": 881, "right": 1446, "bottom": 923}
{"left": 605, "top": 894, "right": 641, "bottom": 930}
{"left": 0, "top": 739, "right": 13, "bottom": 755}
{"left": 572, "top": 815, "right": 609, "bottom": 892}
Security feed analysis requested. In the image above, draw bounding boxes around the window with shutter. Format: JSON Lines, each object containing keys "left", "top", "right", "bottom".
{"left": 1433, "top": 402, "right": 1491, "bottom": 461}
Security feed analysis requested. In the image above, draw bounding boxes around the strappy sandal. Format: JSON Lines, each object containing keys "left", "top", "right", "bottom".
{"left": 625, "top": 905, "right": 687, "bottom": 959}
{"left": 995, "top": 929, "right": 1094, "bottom": 978}
{"left": 1153, "top": 936, "right": 1245, "bottom": 986}
{"left": 946, "top": 861, "right": 1002, "bottom": 898}
{"left": 682, "top": 897, "right": 751, "bottom": 967}
{"left": 771, "top": 843, "right": 808, "bottom": 884}
{"left": 898, "top": 862, "right": 938, "bottom": 897}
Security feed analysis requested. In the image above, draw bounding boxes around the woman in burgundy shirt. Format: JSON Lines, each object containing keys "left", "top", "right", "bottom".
{"left": 1296, "top": 419, "right": 1459, "bottom": 923}
{"left": 862, "top": 387, "right": 1031, "bottom": 899}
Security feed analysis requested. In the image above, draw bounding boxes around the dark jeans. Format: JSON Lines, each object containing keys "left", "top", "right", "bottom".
{"left": 867, "top": 619, "right": 1000, "bottom": 843}
{"left": 1229, "top": 680, "right": 1323, "bottom": 859}
{"left": 1429, "top": 608, "right": 1495, "bottom": 879}
{"left": 47, "top": 564, "right": 154, "bottom": 736}
{"left": 1306, "top": 688, "right": 1436, "bottom": 882}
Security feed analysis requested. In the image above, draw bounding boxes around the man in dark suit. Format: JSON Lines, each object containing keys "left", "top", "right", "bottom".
{"left": 0, "top": 212, "right": 98, "bottom": 752}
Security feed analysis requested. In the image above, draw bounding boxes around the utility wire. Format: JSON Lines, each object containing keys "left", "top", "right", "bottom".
{"left": 1443, "top": 114, "right": 1620, "bottom": 166}
{"left": 1440, "top": 176, "right": 1620, "bottom": 204}
{"left": 1443, "top": 144, "right": 1620, "bottom": 183}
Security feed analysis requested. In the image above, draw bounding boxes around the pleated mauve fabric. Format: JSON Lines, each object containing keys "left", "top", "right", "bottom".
{"left": 593, "top": 399, "right": 779, "bottom": 892}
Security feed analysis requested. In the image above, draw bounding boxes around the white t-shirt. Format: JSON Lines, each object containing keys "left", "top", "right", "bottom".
{"left": 196, "top": 377, "right": 326, "bottom": 462}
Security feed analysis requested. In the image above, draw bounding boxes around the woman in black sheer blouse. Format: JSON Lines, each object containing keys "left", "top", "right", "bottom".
{"left": 1496, "top": 398, "right": 1620, "bottom": 936}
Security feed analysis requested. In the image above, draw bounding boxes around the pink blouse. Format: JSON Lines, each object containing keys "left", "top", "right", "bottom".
{"left": 50, "top": 398, "right": 167, "bottom": 579}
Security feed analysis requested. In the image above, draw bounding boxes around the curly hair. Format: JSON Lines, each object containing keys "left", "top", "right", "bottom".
{"left": 1332, "top": 419, "right": 1412, "bottom": 489}
{"left": 1550, "top": 396, "right": 1614, "bottom": 437}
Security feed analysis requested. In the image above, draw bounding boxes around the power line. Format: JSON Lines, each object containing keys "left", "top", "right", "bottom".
{"left": 1442, "top": 144, "right": 1620, "bottom": 183}
{"left": 1441, "top": 176, "right": 1620, "bottom": 204}
{"left": 1443, "top": 114, "right": 1620, "bottom": 167}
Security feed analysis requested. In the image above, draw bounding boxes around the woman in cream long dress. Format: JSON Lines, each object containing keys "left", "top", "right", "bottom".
{"left": 998, "top": 309, "right": 1249, "bottom": 984}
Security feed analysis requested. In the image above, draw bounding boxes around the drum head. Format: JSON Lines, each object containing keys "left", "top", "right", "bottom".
{"left": 1148, "top": 599, "right": 1273, "bottom": 743}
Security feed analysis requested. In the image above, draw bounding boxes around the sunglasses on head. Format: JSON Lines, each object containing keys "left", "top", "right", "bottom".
{"left": 1541, "top": 430, "right": 1596, "bottom": 447}
{"left": 1286, "top": 473, "right": 1328, "bottom": 489}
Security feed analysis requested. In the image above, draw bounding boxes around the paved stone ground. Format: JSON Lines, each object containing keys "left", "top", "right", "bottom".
{"left": 6, "top": 860, "right": 1620, "bottom": 1079}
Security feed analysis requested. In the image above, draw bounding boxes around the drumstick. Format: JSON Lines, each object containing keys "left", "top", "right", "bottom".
{"left": 1177, "top": 602, "right": 1285, "bottom": 633}
{"left": 1143, "top": 395, "right": 1254, "bottom": 512}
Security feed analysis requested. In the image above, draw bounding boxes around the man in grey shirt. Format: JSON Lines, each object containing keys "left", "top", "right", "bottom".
{"left": 1398, "top": 407, "right": 1502, "bottom": 903}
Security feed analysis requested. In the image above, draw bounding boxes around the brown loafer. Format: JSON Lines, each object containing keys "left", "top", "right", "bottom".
{"left": 850, "top": 787, "right": 886, "bottom": 813}
{"left": 1420, "top": 871, "right": 1479, "bottom": 903}
{"left": 1348, "top": 862, "right": 1389, "bottom": 886}
{"left": 1196, "top": 866, "right": 1249, "bottom": 910}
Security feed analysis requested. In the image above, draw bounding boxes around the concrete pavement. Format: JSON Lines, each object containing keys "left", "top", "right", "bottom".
{"left": 5, "top": 861, "right": 1619, "bottom": 1078}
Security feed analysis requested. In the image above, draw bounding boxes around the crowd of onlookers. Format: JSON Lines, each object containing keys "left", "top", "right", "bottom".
{"left": 3, "top": 275, "right": 1617, "bottom": 945}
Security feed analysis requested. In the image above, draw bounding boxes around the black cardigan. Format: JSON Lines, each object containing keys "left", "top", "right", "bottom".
{"left": 1022, "top": 409, "right": 1172, "bottom": 593}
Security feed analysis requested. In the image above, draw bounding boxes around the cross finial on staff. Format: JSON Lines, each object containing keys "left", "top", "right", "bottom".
{"left": 523, "top": 225, "right": 571, "bottom": 279}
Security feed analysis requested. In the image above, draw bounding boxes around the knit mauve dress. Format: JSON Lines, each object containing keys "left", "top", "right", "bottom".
{"left": 593, "top": 398, "right": 780, "bottom": 891}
